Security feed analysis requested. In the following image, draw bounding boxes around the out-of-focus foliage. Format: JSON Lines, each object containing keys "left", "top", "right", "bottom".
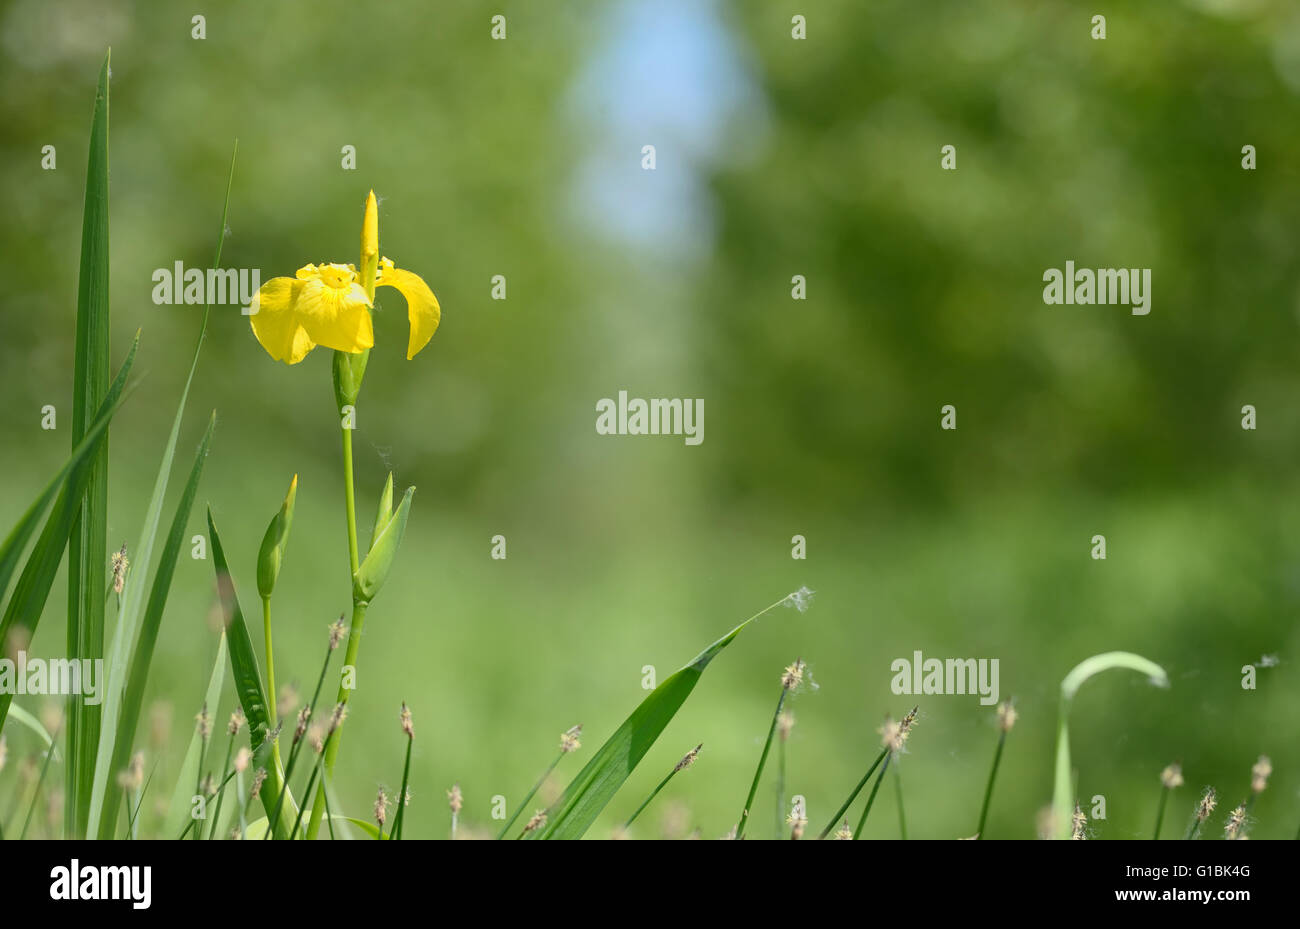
{"left": 0, "top": 0, "right": 1296, "bottom": 839}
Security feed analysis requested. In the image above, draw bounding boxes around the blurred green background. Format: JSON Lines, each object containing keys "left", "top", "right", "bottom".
{"left": 2, "top": 0, "right": 1299, "bottom": 839}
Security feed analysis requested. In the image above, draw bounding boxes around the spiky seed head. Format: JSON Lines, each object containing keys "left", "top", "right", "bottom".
{"left": 1251, "top": 755, "right": 1272, "bottom": 794}
{"left": 329, "top": 614, "right": 347, "bottom": 650}
{"left": 996, "top": 700, "right": 1017, "bottom": 733}
{"left": 1196, "top": 787, "right": 1217, "bottom": 822}
{"left": 110, "top": 543, "right": 129, "bottom": 595}
{"left": 234, "top": 747, "right": 252, "bottom": 773}
{"left": 560, "top": 723, "right": 582, "bottom": 753}
{"left": 833, "top": 820, "right": 853, "bottom": 840}
{"left": 228, "top": 708, "right": 246, "bottom": 736}
{"left": 784, "top": 586, "right": 815, "bottom": 613}
{"left": 786, "top": 812, "right": 807, "bottom": 840}
{"left": 900, "top": 705, "right": 919, "bottom": 733}
{"left": 374, "top": 787, "right": 389, "bottom": 827}
{"left": 400, "top": 702, "right": 414, "bottom": 738}
{"left": 782, "top": 659, "right": 805, "bottom": 692}
{"left": 675, "top": 743, "right": 702, "bottom": 773}
{"left": 777, "top": 710, "right": 795, "bottom": 743}
{"left": 250, "top": 768, "right": 268, "bottom": 799}
{"left": 1070, "top": 804, "right": 1087, "bottom": 840}
{"left": 328, "top": 702, "right": 348, "bottom": 735}
{"left": 308, "top": 723, "right": 327, "bottom": 755}
{"left": 293, "top": 706, "right": 311, "bottom": 743}
{"left": 196, "top": 703, "right": 211, "bottom": 741}
{"left": 1224, "top": 804, "right": 1247, "bottom": 840}
{"left": 879, "top": 712, "right": 913, "bottom": 754}
{"left": 448, "top": 783, "right": 463, "bottom": 815}
{"left": 1160, "top": 763, "right": 1184, "bottom": 790}
{"left": 523, "top": 810, "right": 547, "bottom": 834}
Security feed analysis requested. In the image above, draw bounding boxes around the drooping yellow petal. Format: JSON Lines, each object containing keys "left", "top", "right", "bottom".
{"left": 249, "top": 276, "right": 316, "bottom": 364}
{"left": 294, "top": 265, "right": 375, "bottom": 355}
{"left": 376, "top": 258, "right": 440, "bottom": 359}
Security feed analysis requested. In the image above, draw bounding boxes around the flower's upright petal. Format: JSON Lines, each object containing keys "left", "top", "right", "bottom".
{"left": 376, "top": 262, "right": 441, "bottom": 359}
{"left": 249, "top": 276, "right": 317, "bottom": 364}
{"left": 295, "top": 278, "right": 375, "bottom": 354}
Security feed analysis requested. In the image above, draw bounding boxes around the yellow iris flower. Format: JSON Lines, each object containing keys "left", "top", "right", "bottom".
{"left": 249, "top": 191, "right": 440, "bottom": 364}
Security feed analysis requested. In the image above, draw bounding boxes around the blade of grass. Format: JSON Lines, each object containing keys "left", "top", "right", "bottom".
{"left": 0, "top": 338, "right": 138, "bottom": 737}
{"left": 624, "top": 743, "right": 700, "bottom": 830}
{"left": 4, "top": 705, "right": 58, "bottom": 756}
{"left": 529, "top": 591, "right": 797, "bottom": 840}
{"left": 89, "top": 141, "right": 237, "bottom": 838}
{"left": 207, "top": 509, "right": 292, "bottom": 838}
{"left": 19, "top": 726, "right": 62, "bottom": 839}
{"left": 66, "top": 48, "right": 113, "bottom": 839}
{"left": 95, "top": 412, "right": 216, "bottom": 838}
{"left": 851, "top": 752, "right": 891, "bottom": 839}
{"left": 735, "top": 684, "right": 788, "bottom": 838}
{"left": 1052, "top": 652, "right": 1167, "bottom": 839}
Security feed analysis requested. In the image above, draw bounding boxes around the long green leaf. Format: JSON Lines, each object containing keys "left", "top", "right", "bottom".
{"left": 164, "top": 632, "right": 226, "bottom": 838}
{"left": 66, "top": 47, "right": 113, "bottom": 838}
{"left": 5, "top": 705, "right": 58, "bottom": 757}
{"left": 94, "top": 412, "right": 216, "bottom": 838}
{"left": 87, "top": 141, "right": 237, "bottom": 838}
{"left": 0, "top": 337, "right": 138, "bottom": 737}
{"left": 207, "top": 509, "right": 292, "bottom": 838}
{"left": 1052, "top": 651, "right": 1168, "bottom": 839}
{"left": 530, "top": 594, "right": 792, "bottom": 839}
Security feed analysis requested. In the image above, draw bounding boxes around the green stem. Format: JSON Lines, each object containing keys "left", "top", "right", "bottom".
{"left": 392, "top": 735, "right": 413, "bottom": 840}
{"left": 976, "top": 730, "right": 1006, "bottom": 839}
{"left": 1153, "top": 786, "right": 1169, "bottom": 840}
{"left": 207, "top": 729, "right": 236, "bottom": 839}
{"left": 498, "top": 753, "right": 562, "bottom": 839}
{"left": 775, "top": 737, "right": 786, "bottom": 839}
{"left": 852, "top": 752, "right": 892, "bottom": 840}
{"left": 262, "top": 596, "right": 283, "bottom": 777}
{"left": 894, "top": 760, "right": 906, "bottom": 840}
{"left": 818, "top": 747, "right": 888, "bottom": 839}
{"left": 735, "top": 687, "right": 787, "bottom": 839}
{"left": 303, "top": 414, "right": 366, "bottom": 842}
{"left": 624, "top": 766, "right": 680, "bottom": 830}
{"left": 19, "top": 738, "right": 60, "bottom": 839}
{"left": 289, "top": 763, "right": 320, "bottom": 840}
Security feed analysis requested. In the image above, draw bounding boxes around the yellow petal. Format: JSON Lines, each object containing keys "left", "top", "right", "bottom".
{"left": 249, "top": 276, "right": 317, "bottom": 364}
{"left": 376, "top": 260, "right": 440, "bottom": 359}
{"left": 294, "top": 276, "right": 375, "bottom": 355}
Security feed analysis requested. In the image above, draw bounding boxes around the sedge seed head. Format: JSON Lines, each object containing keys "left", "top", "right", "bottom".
{"left": 1160, "top": 763, "right": 1184, "bottom": 790}
{"left": 1196, "top": 787, "right": 1217, "bottom": 822}
{"left": 400, "top": 702, "right": 414, "bottom": 738}
{"left": 294, "top": 706, "right": 311, "bottom": 743}
{"left": 675, "top": 743, "right": 702, "bottom": 773}
{"left": 523, "top": 809, "right": 547, "bottom": 834}
{"left": 374, "top": 787, "right": 389, "bottom": 827}
{"left": 448, "top": 783, "right": 463, "bottom": 815}
{"left": 250, "top": 768, "right": 268, "bottom": 799}
{"left": 195, "top": 703, "right": 211, "bottom": 741}
{"left": 328, "top": 702, "right": 348, "bottom": 735}
{"left": 996, "top": 700, "right": 1017, "bottom": 733}
{"left": 786, "top": 812, "right": 807, "bottom": 840}
{"left": 1224, "top": 804, "right": 1247, "bottom": 840}
{"left": 1251, "top": 755, "right": 1271, "bottom": 794}
{"left": 559, "top": 723, "right": 582, "bottom": 754}
{"left": 781, "top": 659, "right": 805, "bottom": 692}
{"left": 329, "top": 615, "right": 347, "bottom": 650}
{"left": 228, "top": 708, "right": 246, "bottom": 736}
{"left": 833, "top": 820, "right": 852, "bottom": 840}
{"left": 234, "top": 747, "right": 252, "bottom": 774}
{"left": 1070, "top": 804, "right": 1087, "bottom": 840}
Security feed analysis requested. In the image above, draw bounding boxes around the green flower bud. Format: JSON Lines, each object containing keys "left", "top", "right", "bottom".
{"left": 354, "top": 485, "right": 414, "bottom": 603}
{"left": 256, "top": 474, "right": 298, "bottom": 600}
